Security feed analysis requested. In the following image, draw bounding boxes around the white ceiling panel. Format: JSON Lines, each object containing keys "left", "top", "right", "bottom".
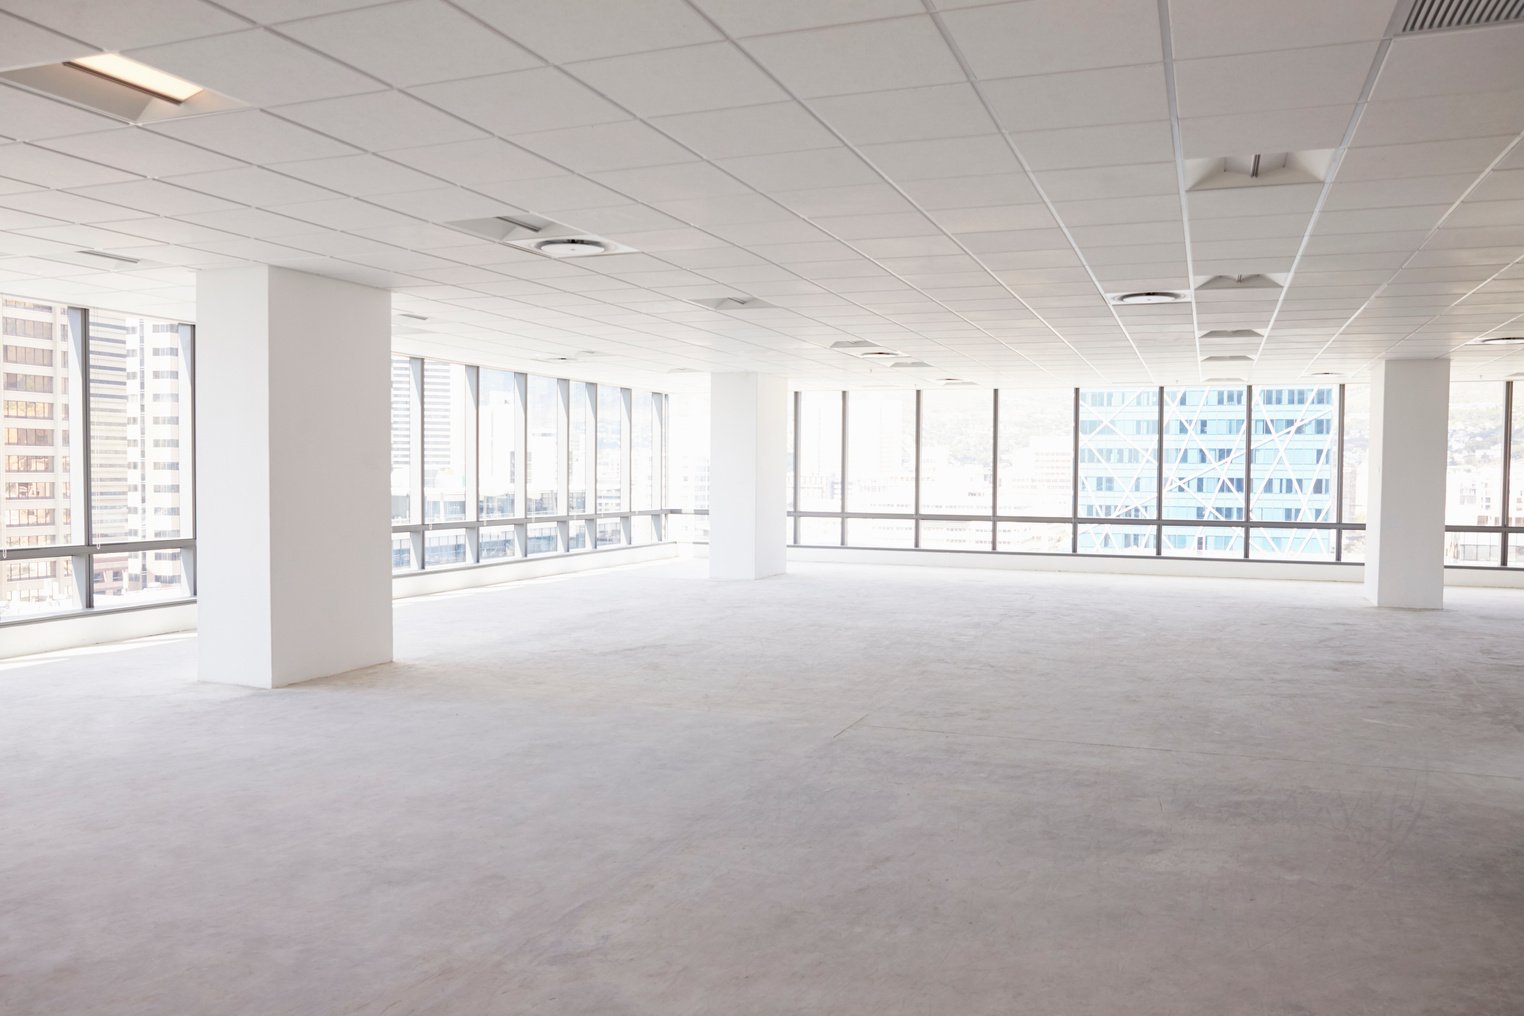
{"left": 690, "top": 0, "right": 924, "bottom": 38}
{"left": 147, "top": 110, "right": 360, "bottom": 164}
{"left": 511, "top": 121, "right": 697, "bottom": 173}
{"left": 383, "top": 138, "right": 562, "bottom": 185}
{"left": 568, "top": 43, "right": 786, "bottom": 117}
{"left": 650, "top": 102, "right": 838, "bottom": 160}
{"left": 41, "top": 129, "right": 242, "bottom": 177}
{"left": 3, "top": 0, "right": 247, "bottom": 51}
{"left": 273, "top": 91, "right": 487, "bottom": 152}
{"left": 1167, "top": 0, "right": 1398, "bottom": 60}
{"left": 941, "top": 0, "right": 1163, "bottom": 79}
{"left": 980, "top": 64, "right": 1170, "bottom": 133}
{"left": 808, "top": 83, "right": 996, "bottom": 145}
{"left": 455, "top": 0, "right": 720, "bottom": 62}
{"left": 281, "top": 1, "right": 539, "bottom": 87}
{"left": 1374, "top": 22, "right": 1524, "bottom": 100}
{"left": 126, "top": 30, "right": 381, "bottom": 107}
{"left": 1174, "top": 43, "right": 1380, "bottom": 118}
{"left": 410, "top": 68, "right": 627, "bottom": 137}
{"left": 743, "top": 16, "right": 965, "bottom": 98}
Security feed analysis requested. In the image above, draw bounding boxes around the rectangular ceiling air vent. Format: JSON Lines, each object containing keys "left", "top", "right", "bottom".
{"left": 1200, "top": 329, "right": 1264, "bottom": 339}
{"left": 1202, "top": 354, "right": 1255, "bottom": 364}
{"left": 1402, "top": 0, "right": 1524, "bottom": 33}
{"left": 1185, "top": 150, "right": 1333, "bottom": 191}
{"left": 447, "top": 215, "right": 637, "bottom": 258}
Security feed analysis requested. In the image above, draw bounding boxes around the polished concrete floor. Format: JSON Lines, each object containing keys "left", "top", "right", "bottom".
{"left": 2, "top": 560, "right": 1522, "bottom": 1015}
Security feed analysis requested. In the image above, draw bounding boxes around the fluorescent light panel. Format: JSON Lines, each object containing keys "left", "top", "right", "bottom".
{"left": 67, "top": 54, "right": 202, "bottom": 103}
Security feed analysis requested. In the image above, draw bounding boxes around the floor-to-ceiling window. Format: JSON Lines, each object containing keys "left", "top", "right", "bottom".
{"left": 389, "top": 356, "right": 672, "bottom": 572}
{"left": 789, "top": 383, "right": 1369, "bottom": 563}
{"left": 2, "top": 296, "right": 195, "bottom": 622}
{"left": 1445, "top": 380, "right": 1520, "bottom": 567}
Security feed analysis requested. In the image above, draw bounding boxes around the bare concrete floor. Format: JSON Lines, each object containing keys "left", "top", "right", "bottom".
{"left": 2, "top": 560, "right": 1522, "bottom": 1015}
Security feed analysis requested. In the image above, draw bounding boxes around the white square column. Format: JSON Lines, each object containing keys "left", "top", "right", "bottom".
{"left": 1364, "top": 358, "right": 1450, "bottom": 609}
{"left": 196, "top": 266, "right": 393, "bottom": 687}
{"left": 709, "top": 372, "right": 787, "bottom": 580}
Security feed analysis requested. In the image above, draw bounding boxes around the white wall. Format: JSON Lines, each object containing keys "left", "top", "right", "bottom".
{"left": 709, "top": 372, "right": 787, "bottom": 580}
{"left": 1364, "top": 359, "right": 1451, "bottom": 609}
{"left": 196, "top": 266, "right": 393, "bottom": 688}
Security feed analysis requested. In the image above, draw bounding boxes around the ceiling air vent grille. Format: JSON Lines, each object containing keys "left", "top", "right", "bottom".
{"left": 1402, "top": 0, "right": 1524, "bottom": 33}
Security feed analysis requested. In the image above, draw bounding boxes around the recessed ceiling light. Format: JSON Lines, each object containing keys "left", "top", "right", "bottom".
{"left": 535, "top": 238, "right": 608, "bottom": 257}
{"left": 397, "top": 312, "right": 429, "bottom": 321}
{"left": 1472, "top": 336, "right": 1524, "bottom": 345}
{"left": 67, "top": 54, "right": 202, "bottom": 103}
{"left": 859, "top": 350, "right": 904, "bottom": 358}
{"left": 1114, "top": 291, "right": 1182, "bottom": 304}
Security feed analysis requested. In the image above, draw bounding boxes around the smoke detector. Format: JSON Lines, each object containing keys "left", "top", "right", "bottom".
{"left": 447, "top": 214, "right": 636, "bottom": 258}
{"left": 1111, "top": 291, "right": 1185, "bottom": 304}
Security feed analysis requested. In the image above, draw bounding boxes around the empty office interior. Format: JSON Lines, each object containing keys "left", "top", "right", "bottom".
{"left": 1, "top": 1, "right": 1522, "bottom": 1013}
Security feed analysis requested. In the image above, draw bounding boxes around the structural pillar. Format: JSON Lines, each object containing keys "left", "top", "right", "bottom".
{"left": 1364, "top": 358, "right": 1450, "bottom": 609}
{"left": 196, "top": 266, "right": 393, "bottom": 687}
{"left": 709, "top": 372, "right": 787, "bottom": 580}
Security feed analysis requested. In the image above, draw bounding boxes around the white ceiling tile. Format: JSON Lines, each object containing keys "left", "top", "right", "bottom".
{"left": 281, "top": 0, "right": 539, "bottom": 87}
{"left": 1337, "top": 137, "right": 1514, "bottom": 181}
{"left": 3, "top": 0, "right": 246, "bottom": 51}
{"left": 175, "top": 207, "right": 322, "bottom": 237}
{"left": 0, "top": 144, "right": 140, "bottom": 188}
{"left": 1375, "top": 22, "right": 1524, "bottom": 100}
{"left": 0, "top": 11, "right": 89, "bottom": 69}
{"left": 862, "top": 135, "right": 1020, "bottom": 181}
{"left": 591, "top": 162, "right": 754, "bottom": 204}
{"left": 742, "top": 16, "right": 965, "bottom": 98}
{"left": 511, "top": 121, "right": 697, "bottom": 173}
{"left": 166, "top": 166, "right": 338, "bottom": 205}
{"left": 1049, "top": 194, "right": 1183, "bottom": 226}
{"left": 147, "top": 110, "right": 360, "bottom": 164}
{"left": 1174, "top": 43, "right": 1380, "bottom": 118}
{"left": 981, "top": 63, "right": 1170, "bottom": 133}
{"left": 1, "top": 190, "right": 154, "bottom": 224}
{"left": 1037, "top": 163, "right": 1180, "bottom": 201}
{"left": 1011, "top": 121, "right": 1176, "bottom": 171}
{"left": 411, "top": 68, "right": 628, "bottom": 136}
{"left": 942, "top": 0, "right": 1162, "bottom": 78}
{"left": 930, "top": 204, "right": 1059, "bottom": 233}
{"left": 1469, "top": 169, "right": 1524, "bottom": 204}
{"left": 809, "top": 83, "right": 996, "bottom": 145}
{"left": 716, "top": 147, "right": 879, "bottom": 191}
{"left": 770, "top": 183, "right": 916, "bottom": 218}
{"left": 690, "top": 0, "right": 922, "bottom": 37}
{"left": 567, "top": 43, "right": 786, "bottom": 116}
{"left": 811, "top": 211, "right": 941, "bottom": 239}
{"left": 275, "top": 198, "right": 419, "bottom": 231}
{"left": 274, "top": 154, "right": 441, "bottom": 195}
{"left": 470, "top": 175, "right": 631, "bottom": 215}
{"left": 273, "top": 91, "right": 486, "bottom": 152}
{"left": 40, "top": 129, "right": 242, "bottom": 177}
{"left": 1167, "top": 0, "right": 1396, "bottom": 60}
{"left": 1180, "top": 104, "right": 1354, "bottom": 159}
{"left": 454, "top": 0, "right": 720, "bottom": 62}
{"left": 897, "top": 172, "right": 1041, "bottom": 210}
{"left": 350, "top": 222, "right": 477, "bottom": 250}
{"left": 365, "top": 187, "right": 518, "bottom": 221}
{"left": 384, "top": 138, "right": 562, "bottom": 184}
{"left": 1353, "top": 90, "right": 1524, "bottom": 148}
{"left": 126, "top": 30, "right": 382, "bottom": 107}
{"left": 1322, "top": 174, "right": 1476, "bottom": 212}
{"left": 649, "top": 102, "right": 838, "bottom": 159}
{"left": 105, "top": 216, "right": 236, "bottom": 244}
{"left": 0, "top": 85, "right": 122, "bottom": 141}
{"left": 68, "top": 179, "right": 241, "bottom": 216}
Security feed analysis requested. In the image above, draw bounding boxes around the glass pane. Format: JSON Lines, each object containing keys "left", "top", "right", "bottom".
{"left": 797, "top": 516, "right": 841, "bottom": 545}
{"left": 1162, "top": 524, "right": 1243, "bottom": 558}
{"left": 479, "top": 525, "right": 516, "bottom": 562}
{"left": 786, "top": 391, "right": 794, "bottom": 512}
{"left": 1, "top": 556, "right": 80, "bottom": 619}
{"left": 526, "top": 375, "right": 561, "bottom": 516}
{"left": 632, "top": 514, "right": 655, "bottom": 544}
{"left": 1341, "top": 385, "right": 1369, "bottom": 524}
{"left": 3, "top": 297, "right": 77, "bottom": 551}
{"left": 1077, "top": 388, "right": 1158, "bottom": 520}
{"left": 89, "top": 311, "right": 192, "bottom": 542}
{"left": 596, "top": 518, "right": 624, "bottom": 548}
{"left": 1162, "top": 386, "right": 1245, "bottom": 522}
{"left": 569, "top": 381, "right": 595, "bottom": 514}
{"left": 422, "top": 361, "right": 468, "bottom": 523}
{"left": 526, "top": 522, "right": 559, "bottom": 555}
{"left": 423, "top": 530, "right": 467, "bottom": 567}
{"left": 597, "top": 385, "right": 625, "bottom": 512}
{"left": 846, "top": 390, "right": 915, "bottom": 513}
{"left": 1251, "top": 386, "right": 1336, "bottom": 523}
{"left": 668, "top": 513, "right": 709, "bottom": 543}
{"left": 1508, "top": 531, "right": 1523, "bottom": 568}
{"left": 391, "top": 534, "right": 415, "bottom": 572}
{"left": 1077, "top": 522, "right": 1155, "bottom": 554}
{"left": 1342, "top": 529, "right": 1367, "bottom": 563}
{"left": 919, "top": 519, "right": 991, "bottom": 550}
{"left": 668, "top": 391, "right": 709, "bottom": 511}
{"left": 1512, "top": 383, "right": 1523, "bottom": 527}
{"left": 390, "top": 356, "right": 416, "bottom": 524}
{"left": 846, "top": 516, "right": 914, "bottom": 548}
{"left": 919, "top": 388, "right": 992, "bottom": 514}
{"left": 1250, "top": 528, "right": 1334, "bottom": 561}
{"left": 997, "top": 388, "right": 1072, "bottom": 517}
{"left": 798, "top": 391, "right": 842, "bottom": 511}
{"left": 998, "top": 522, "right": 1071, "bottom": 553}
{"left": 92, "top": 548, "right": 188, "bottom": 605}
{"left": 479, "top": 369, "right": 519, "bottom": 519}
{"left": 1445, "top": 529, "right": 1500, "bottom": 566}
{"left": 567, "top": 520, "right": 590, "bottom": 552}
{"left": 632, "top": 391, "right": 655, "bottom": 510}
{"left": 1446, "top": 381, "right": 1506, "bottom": 527}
